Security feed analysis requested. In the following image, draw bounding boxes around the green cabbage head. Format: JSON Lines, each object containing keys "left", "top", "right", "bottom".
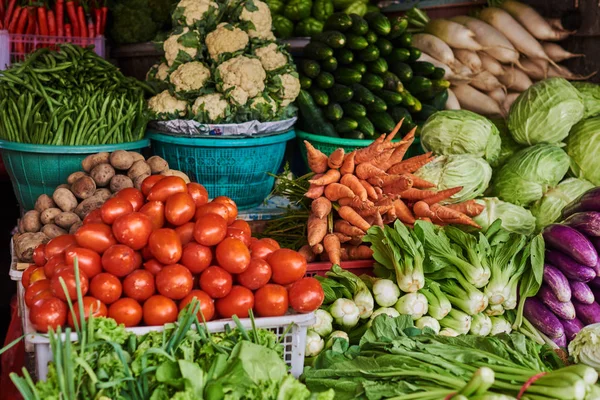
{"left": 568, "top": 323, "right": 600, "bottom": 373}
{"left": 473, "top": 197, "right": 536, "bottom": 236}
{"left": 572, "top": 82, "right": 600, "bottom": 119}
{"left": 414, "top": 155, "right": 492, "bottom": 204}
{"left": 489, "top": 118, "right": 522, "bottom": 168}
{"left": 492, "top": 144, "right": 570, "bottom": 207}
{"left": 508, "top": 78, "right": 584, "bottom": 145}
{"left": 566, "top": 116, "right": 600, "bottom": 185}
{"left": 420, "top": 110, "right": 501, "bottom": 163}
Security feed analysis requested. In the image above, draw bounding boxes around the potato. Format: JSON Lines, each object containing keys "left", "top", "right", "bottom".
{"left": 161, "top": 169, "right": 191, "bottom": 183}
{"left": 67, "top": 171, "right": 88, "bottom": 185}
{"left": 90, "top": 163, "right": 115, "bottom": 187}
{"left": 129, "top": 152, "right": 145, "bottom": 163}
{"left": 127, "top": 160, "right": 152, "bottom": 180}
{"left": 75, "top": 194, "right": 106, "bottom": 219}
{"left": 94, "top": 188, "right": 112, "bottom": 200}
{"left": 110, "top": 174, "right": 134, "bottom": 193}
{"left": 69, "top": 221, "right": 83, "bottom": 235}
{"left": 147, "top": 156, "right": 169, "bottom": 174}
{"left": 53, "top": 188, "right": 78, "bottom": 212}
{"left": 71, "top": 176, "right": 96, "bottom": 200}
{"left": 42, "top": 224, "right": 68, "bottom": 238}
{"left": 57, "top": 183, "right": 71, "bottom": 190}
{"left": 109, "top": 150, "right": 134, "bottom": 170}
{"left": 82, "top": 152, "right": 110, "bottom": 172}
{"left": 34, "top": 194, "right": 56, "bottom": 212}
{"left": 133, "top": 173, "right": 151, "bottom": 190}
{"left": 18, "top": 218, "right": 25, "bottom": 234}
{"left": 14, "top": 232, "right": 50, "bottom": 262}
{"left": 40, "top": 207, "right": 62, "bottom": 225}
{"left": 55, "top": 212, "right": 81, "bottom": 229}
{"left": 22, "top": 210, "right": 41, "bottom": 232}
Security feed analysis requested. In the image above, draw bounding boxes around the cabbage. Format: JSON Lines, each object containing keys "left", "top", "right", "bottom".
{"left": 566, "top": 116, "right": 600, "bottom": 185}
{"left": 473, "top": 197, "right": 536, "bottom": 236}
{"left": 492, "top": 144, "right": 570, "bottom": 207}
{"left": 508, "top": 78, "right": 584, "bottom": 145}
{"left": 568, "top": 323, "right": 600, "bottom": 372}
{"left": 414, "top": 155, "right": 492, "bottom": 204}
{"left": 489, "top": 118, "right": 522, "bottom": 168}
{"left": 530, "top": 178, "right": 595, "bottom": 232}
{"left": 572, "top": 82, "right": 600, "bottom": 119}
{"left": 420, "top": 110, "right": 501, "bottom": 163}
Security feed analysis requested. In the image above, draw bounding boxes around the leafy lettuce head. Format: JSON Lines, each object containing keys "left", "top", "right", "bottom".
{"left": 473, "top": 197, "right": 536, "bottom": 236}
{"left": 566, "top": 116, "right": 600, "bottom": 185}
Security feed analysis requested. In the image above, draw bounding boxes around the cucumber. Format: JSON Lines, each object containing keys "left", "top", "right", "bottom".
{"left": 325, "top": 103, "right": 344, "bottom": 121}
{"left": 426, "top": 89, "right": 449, "bottom": 111}
{"left": 412, "top": 61, "right": 435, "bottom": 77}
{"left": 301, "top": 59, "right": 321, "bottom": 78}
{"left": 336, "top": 48, "right": 354, "bottom": 64}
{"left": 330, "top": 84, "right": 354, "bottom": 103}
{"left": 389, "top": 107, "right": 413, "bottom": 126}
{"left": 414, "top": 88, "right": 437, "bottom": 101}
{"left": 361, "top": 72, "right": 384, "bottom": 91}
{"left": 388, "top": 16, "right": 408, "bottom": 39}
{"left": 352, "top": 83, "right": 375, "bottom": 105}
{"left": 300, "top": 76, "right": 312, "bottom": 90}
{"left": 414, "top": 104, "right": 437, "bottom": 121}
{"left": 364, "top": 30, "right": 378, "bottom": 44}
{"left": 343, "top": 130, "right": 365, "bottom": 139}
{"left": 368, "top": 58, "right": 388, "bottom": 75}
{"left": 381, "top": 71, "right": 403, "bottom": 93}
{"left": 367, "top": 95, "right": 387, "bottom": 113}
{"left": 391, "top": 63, "right": 413, "bottom": 82}
{"left": 316, "top": 72, "right": 335, "bottom": 89}
{"left": 349, "top": 14, "right": 369, "bottom": 35}
{"left": 334, "top": 67, "right": 362, "bottom": 85}
{"left": 348, "top": 61, "right": 367, "bottom": 75}
{"left": 364, "top": 12, "right": 391, "bottom": 36}
{"left": 405, "top": 76, "right": 432, "bottom": 94}
{"left": 400, "top": 90, "right": 415, "bottom": 108}
{"left": 324, "top": 13, "right": 353, "bottom": 31}
{"left": 431, "top": 67, "right": 446, "bottom": 80}
{"left": 296, "top": 90, "right": 338, "bottom": 137}
{"left": 359, "top": 44, "right": 380, "bottom": 62}
{"left": 341, "top": 102, "right": 367, "bottom": 118}
{"left": 395, "top": 32, "right": 412, "bottom": 48}
{"left": 310, "top": 88, "right": 330, "bottom": 106}
{"left": 387, "top": 48, "right": 410, "bottom": 63}
{"left": 409, "top": 47, "right": 421, "bottom": 62}
{"left": 371, "top": 112, "right": 396, "bottom": 133}
{"left": 375, "top": 38, "right": 393, "bottom": 56}
{"left": 321, "top": 56, "right": 338, "bottom": 72}
{"left": 315, "top": 30, "right": 347, "bottom": 49}
{"left": 355, "top": 116, "right": 375, "bottom": 138}
{"left": 432, "top": 79, "right": 450, "bottom": 91}
{"left": 346, "top": 34, "right": 369, "bottom": 50}
{"left": 304, "top": 42, "right": 334, "bottom": 60}
{"left": 335, "top": 118, "right": 358, "bottom": 133}
{"left": 409, "top": 96, "right": 422, "bottom": 113}
{"left": 376, "top": 90, "right": 403, "bottom": 106}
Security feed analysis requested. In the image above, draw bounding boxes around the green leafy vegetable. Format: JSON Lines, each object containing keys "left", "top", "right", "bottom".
{"left": 566, "top": 116, "right": 600, "bottom": 185}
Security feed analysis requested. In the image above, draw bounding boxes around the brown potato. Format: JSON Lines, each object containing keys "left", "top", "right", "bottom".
{"left": 67, "top": 171, "right": 88, "bottom": 185}
{"left": 34, "top": 194, "right": 56, "bottom": 213}
{"left": 90, "top": 163, "right": 115, "bottom": 187}
{"left": 55, "top": 212, "right": 81, "bottom": 229}
{"left": 147, "top": 156, "right": 169, "bottom": 174}
{"left": 133, "top": 173, "right": 151, "bottom": 190}
{"left": 110, "top": 174, "right": 134, "bottom": 193}
{"left": 18, "top": 218, "right": 25, "bottom": 234}
{"left": 57, "top": 183, "right": 71, "bottom": 190}
{"left": 53, "top": 188, "right": 78, "bottom": 212}
{"left": 69, "top": 221, "right": 83, "bottom": 235}
{"left": 74, "top": 194, "right": 106, "bottom": 219}
{"left": 94, "top": 188, "right": 112, "bottom": 200}
{"left": 82, "top": 152, "right": 110, "bottom": 172}
{"left": 22, "top": 210, "right": 41, "bottom": 232}
{"left": 129, "top": 152, "right": 145, "bottom": 163}
{"left": 127, "top": 160, "right": 152, "bottom": 180}
{"left": 40, "top": 207, "right": 62, "bottom": 225}
{"left": 41, "top": 224, "right": 68, "bottom": 239}
{"left": 161, "top": 169, "right": 191, "bottom": 183}
{"left": 14, "top": 232, "right": 50, "bottom": 262}
{"left": 109, "top": 150, "right": 134, "bottom": 170}
{"left": 71, "top": 176, "right": 97, "bottom": 200}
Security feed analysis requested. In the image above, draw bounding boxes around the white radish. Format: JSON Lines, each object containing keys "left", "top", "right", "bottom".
{"left": 546, "top": 18, "right": 569, "bottom": 32}
{"left": 412, "top": 33, "right": 457, "bottom": 67}
{"left": 451, "top": 59, "right": 474, "bottom": 77}
{"left": 478, "top": 52, "right": 505, "bottom": 76}
{"left": 547, "top": 65, "right": 598, "bottom": 81}
{"left": 418, "top": 53, "right": 471, "bottom": 82}
{"left": 502, "top": 92, "right": 521, "bottom": 116}
{"left": 542, "top": 42, "right": 585, "bottom": 62}
{"left": 488, "top": 87, "right": 507, "bottom": 105}
{"left": 471, "top": 71, "right": 504, "bottom": 92}
{"left": 452, "top": 84, "right": 504, "bottom": 117}
{"left": 518, "top": 58, "right": 546, "bottom": 80}
{"left": 445, "top": 88, "right": 461, "bottom": 110}
{"left": 499, "top": 0, "right": 570, "bottom": 41}
{"left": 453, "top": 49, "right": 482, "bottom": 73}
{"left": 425, "top": 19, "right": 482, "bottom": 51}
{"left": 498, "top": 66, "right": 533, "bottom": 92}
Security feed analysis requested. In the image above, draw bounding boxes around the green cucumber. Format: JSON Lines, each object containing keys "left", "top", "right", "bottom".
{"left": 351, "top": 83, "right": 375, "bottom": 105}
{"left": 367, "top": 95, "right": 387, "bottom": 113}
{"left": 388, "top": 16, "right": 408, "bottom": 39}
{"left": 368, "top": 58, "right": 388, "bottom": 74}
{"left": 346, "top": 34, "right": 369, "bottom": 50}
{"left": 375, "top": 38, "right": 393, "bottom": 56}
{"left": 395, "top": 32, "right": 412, "bottom": 48}
{"left": 335, "top": 49, "right": 354, "bottom": 65}
{"left": 371, "top": 112, "right": 395, "bottom": 133}
{"left": 355, "top": 116, "right": 375, "bottom": 138}
{"left": 329, "top": 84, "right": 354, "bottom": 103}
{"left": 361, "top": 72, "right": 384, "bottom": 91}
{"left": 301, "top": 59, "right": 321, "bottom": 78}
{"left": 300, "top": 76, "right": 312, "bottom": 90}
{"left": 414, "top": 104, "right": 437, "bottom": 121}
{"left": 348, "top": 61, "right": 367, "bottom": 75}
{"left": 412, "top": 61, "right": 435, "bottom": 77}
{"left": 364, "top": 12, "right": 391, "bottom": 36}
{"left": 349, "top": 14, "right": 368, "bottom": 35}
{"left": 376, "top": 89, "right": 403, "bottom": 106}
{"left": 324, "top": 13, "right": 353, "bottom": 31}
{"left": 430, "top": 67, "right": 446, "bottom": 80}
{"left": 343, "top": 130, "right": 365, "bottom": 139}
{"left": 405, "top": 76, "right": 432, "bottom": 94}
{"left": 391, "top": 62, "right": 413, "bottom": 82}
{"left": 426, "top": 89, "right": 449, "bottom": 111}
{"left": 364, "top": 30, "right": 378, "bottom": 44}
{"left": 334, "top": 67, "right": 362, "bottom": 85}
{"left": 296, "top": 90, "right": 338, "bottom": 137}
{"left": 341, "top": 102, "right": 367, "bottom": 118}
{"left": 304, "top": 42, "right": 334, "bottom": 60}
{"left": 358, "top": 44, "right": 380, "bottom": 62}
{"left": 409, "top": 47, "right": 421, "bottom": 62}
{"left": 315, "top": 30, "right": 347, "bottom": 49}
{"left": 310, "top": 87, "right": 329, "bottom": 106}
{"left": 381, "top": 71, "right": 403, "bottom": 93}
{"left": 316, "top": 71, "right": 335, "bottom": 89}
{"left": 321, "top": 56, "right": 338, "bottom": 72}
{"left": 387, "top": 48, "right": 410, "bottom": 63}
{"left": 432, "top": 79, "right": 450, "bottom": 91}
{"left": 335, "top": 118, "right": 358, "bottom": 133}
{"left": 389, "top": 107, "right": 412, "bottom": 126}
{"left": 325, "top": 103, "right": 344, "bottom": 121}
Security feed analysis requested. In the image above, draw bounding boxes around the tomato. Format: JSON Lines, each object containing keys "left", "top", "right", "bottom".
{"left": 199, "top": 266, "right": 232, "bottom": 299}
{"left": 215, "top": 286, "right": 254, "bottom": 318}
{"left": 144, "top": 259, "right": 164, "bottom": 275}
{"left": 25, "top": 279, "right": 51, "bottom": 307}
{"left": 250, "top": 237, "right": 258, "bottom": 245}
{"left": 30, "top": 297, "right": 67, "bottom": 333}
{"left": 261, "top": 238, "right": 280, "bottom": 250}
{"left": 108, "top": 298, "right": 142, "bottom": 327}
{"left": 123, "top": 270, "right": 156, "bottom": 302}
{"left": 180, "top": 242, "right": 212, "bottom": 274}
{"left": 175, "top": 222, "right": 195, "bottom": 246}
{"left": 147, "top": 176, "right": 187, "bottom": 202}
{"left": 215, "top": 238, "right": 250, "bottom": 274}
{"left": 164, "top": 192, "right": 196, "bottom": 226}
{"left": 267, "top": 249, "right": 307, "bottom": 285}
{"left": 116, "top": 188, "right": 145, "bottom": 212}
{"left": 112, "top": 212, "right": 153, "bottom": 250}
{"left": 237, "top": 258, "right": 272, "bottom": 290}
{"left": 179, "top": 290, "right": 215, "bottom": 321}
{"left": 64, "top": 247, "right": 102, "bottom": 278}
{"left": 187, "top": 183, "right": 208, "bottom": 208}
{"left": 89, "top": 273, "right": 122, "bottom": 304}
{"left": 141, "top": 246, "right": 153, "bottom": 260}
{"left": 139, "top": 201, "right": 165, "bottom": 231}
{"left": 148, "top": 228, "right": 182, "bottom": 265}
{"left": 100, "top": 197, "right": 134, "bottom": 225}
{"left": 254, "top": 284, "right": 288, "bottom": 317}
{"left": 33, "top": 244, "right": 46, "bottom": 266}
{"left": 30, "top": 290, "right": 54, "bottom": 308}
{"left": 141, "top": 175, "right": 165, "bottom": 197}
{"left": 226, "top": 227, "right": 251, "bottom": 247}
{"left": 195, "top": 203, "right": 229, "bottom": 222}
{"left": 67, "top": 296, "right": 108, "bottom": 328}
{"left": 102, "top": 244, "right": 140, "bottom": 277}
{"left": 22, "top": 265, "right": 37, "bottom": 288}
{"left": 155, "top": 264, "right": 193, "bottom": 300}
{"left": 143, "top": 295, "right": 178, "bottom": 326}
{"left": 193, "top": 214, "right": 227, "bottom": 247}
{"left": 230, "top": 220, "right": 251, "bottom": 237}
{"left": 83, "top": 209, "right": 103, "bottom": 225}
{"left": 50, "top": 267, "right": 89, "bottom": 301}
{"left": 287, "top": 277, "right": 324, "bottom": 313}
{"left": 43, "top": 254, "right": 66, "bottom": 278}
{"left": 75, "top": 223, "right": 117, "bottom": 254}
{"left": 45, "top": 235, "right": 77, "bottom": 259}
{"left": 212, "top": 197, "right": 238, "bottom": 225}
{"left": 249, "top": 239, "right": 278, "bottom": 260}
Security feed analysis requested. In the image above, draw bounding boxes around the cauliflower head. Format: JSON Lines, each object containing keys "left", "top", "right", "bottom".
{"left": 175, "top": 0, "right": 219, "bottom": 26}
{"left": 239, "top": 0, "right": 275, "bottom": 40}
{"left": 205, "top": 23, "right": 250, "bottom": 61}
{"left": 148, "top": 90, "right": 188, "bottom": 118}
{"left": 217, "top": 55, "right": 266, "bottom": 106}
{"left": 146, "top": 62, "right": 170, "bottom": 81}
{"left": 170, "top": 61, "right": 211, "bottom": 92}
{"left": 249, "top": 94, "right": 278, "bottom": 120}
{"left": 277, "top": 73, "right": 300, "bottom": 107}
{"left": 193, "top": 93, "right": 229, "bottom": 122}
{"left": 164, "top": 28, "right": 198, "bottom": 66}
{"left": 254, "top": 43, "right": 287, "bottom": 71}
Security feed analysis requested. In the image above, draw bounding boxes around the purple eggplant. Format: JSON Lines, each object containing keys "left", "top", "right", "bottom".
{"left": 560, "top": 317, "right": 584, "bottom": 341}
{"left": 524, "top": 297, "right": 565, "bottom": 339}
{"left": 562, "top": 187, "right": 600, "bottom": 219}
{"left": 563, "top": 212, "right": 600, "bottom": 237}
{"left": 592, "top": 259, "right": 600, "bottom": 276}
{"left": 538, "top": 285, "right": 576, "bottom": 320}
{"left": 552, "top": 334, "right": 567, "bottom": 348}
{"left": 570, "top": 281, "right": 595, "bottom": 304}
{"left": 589, "top": 277, "right": 600, "bottom": 289}
{"left": 573, "top": 301, "right": 600, "bottom": 325}
{"left": 543, "top": 224, "right": 599, "bottom": 268}
{"left": 546, "top": 250, "right": 597, "bottom": 282}
{"left": 543, "top": 264, "right": 572, "bottom": 302}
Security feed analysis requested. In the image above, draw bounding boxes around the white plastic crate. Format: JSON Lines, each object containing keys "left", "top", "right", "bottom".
{"left": 8, "top": 239, "right": 36, "bottom": 352}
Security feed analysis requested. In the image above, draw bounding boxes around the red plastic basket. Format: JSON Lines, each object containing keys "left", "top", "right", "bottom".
{"left": 306, "top": 260, "right": 374, "bottom": 277}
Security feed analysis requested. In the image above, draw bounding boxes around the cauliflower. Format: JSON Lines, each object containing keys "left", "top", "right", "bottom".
{"left": 277, "top": 73, "right": 300, "bottom": 107}
{"left": 205, "top": 23, "right": 250, "bottom": 61}
{"left": 164, "top": 28, "right": 198, "bottom": 66}
{"left": 249, "top": 94, "right": 278, "bottom": 120}
{"left": 175, "top": 0, "right": 219, "bottom": 26}
{"left": 148, "top": 90, "right": 188, "bottom": 117}
{"left": 250, "top": 94, "right": 277, "bottom": 113}
{"left": 217, "top": 55, "right": 266, "bottom": 106}
{"left": 192, "top": 93, "right": 229, "bottom": 122}
{"left": 147, "top": 62, "right": 170, "bottom": 81}
{"left": 170, "top": 61, "right": 211, "bottom": 92}
{"left": 239, "top": 0, "right": 275, "bottom": 40}
{"left": 254, "top": 43, "right": 287, "bottom": 71}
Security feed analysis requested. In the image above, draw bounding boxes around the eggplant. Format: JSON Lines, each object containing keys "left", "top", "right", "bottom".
{"left": 560, "top": 317, "right": 584, "bottom": 341}
{"left": 573, "top": 300, "right": 600, "bottom": 325}
{"left": 563, "top": 212, "right": 600, "bottom": 237}
{"left": 588, "top": 277, "right": 600, "bottom": 289}
{"left": 538, "top": 285, "right": 576, "bottom": 320}
{"left": 543, "top": 264, "right": 572, "bottom": 302}
{"left": 562, "top": 187, "right": 600, "bottom": 219}
{"left": 523, "top": 297, "right": 565, "bottom": 339}
{"left": 591, "top": 237, "right": 600, "bottom": 258}
{"left": 543, "top": 224, "right": 599, "bottom": 268}
{"left": 546, "top": 250, "right": 597, "bottom": 282}
{"left": 570, "top": 281, "right": 595, "bottom": 305}
{"left": 552, "top": 333, "right": 567, "bottom": 348}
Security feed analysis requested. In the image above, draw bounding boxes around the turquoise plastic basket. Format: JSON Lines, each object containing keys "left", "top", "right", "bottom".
{"left": 147, "top": 131, "right": 296, "bottom": 210}
{"left": 0, "top": 139, "right": 150, "bottom": 211}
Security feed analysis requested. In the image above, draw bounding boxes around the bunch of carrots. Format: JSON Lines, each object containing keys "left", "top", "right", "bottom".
{"left": 300, "top": 119, "right": 486, "bottom": 265}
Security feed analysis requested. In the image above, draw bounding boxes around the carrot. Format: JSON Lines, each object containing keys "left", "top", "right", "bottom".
{"left": 349, "top": 196, "right": 376, "bottom": 212}
{"left": 334, "top": 220, "right": 365, "bottom": 237}
{"left": 359, "top": 179, "right": 378, "bottom": 201}
{"left": 413, "top": 201, "right": 435, "bottom": 219}
{"left": 327, "top": 148, "right": 345, "bottom": 169}
{"left": 355, "top": 135, "right": 385, "bottom": 164}
{"left": 378, "top": 129, "right": 417, "bottom": 171}
{"left": 88, "top": 16, "right": 95, "bottom": 37}
{"left": 4, "top": 0, "right": 16, "bottom": 29}
{"left": 26, "top": 7, "right": 36, "bottom": 35}
{"left": 382, "top": 119, "right": 404, "bottom": 145}
{"left": 312, "top": 244, "right": 324, "bottom": 255}
{"left": 422, "top": 186, "right": 464, "bottom": 205}
{"left": 65, "top": 0, "right": 78, "bottom": 37}
{"left": 307, "top": 213, "right": 328, "bottom": 247}
{"left": 387, "top": 152, "right": 434, "bottom": 175}
{"left": 324, "top": 234, "right": 341, "bottom": 265}
{"left": 340, "top": 151, "right": 356, "bottom": 175}
{"left": 95, "top": 7, "right": 101, "bottom": 37}
{"left": 305, "top": 173, "right": 324, "bottom": 199}
{"left": 345, "top": 245, "right": 374, "bottom": 260}
{"left": 337, "top": 197, "right": 354, "bottom": 207}
{"left": 430, "top": 203, "right": 481, "bottom": 228}
{"left": 47, "top": 10, "right": 56, "bottom": 36}
{"left": 14, "top": 9, "right": 28, "bottom": 55}
{"left": 334, "top": 232, "right": 352, "bottom": 243}
{"left": 324, "top": 183, "right": 355, "bottom": 201}
{"left": 37, "top": 7, "right": 48, "bottom": 35}
{"left": 338, "top": 206, "right": 371, "bottom": 232}
{"left": 355, "top": 163, "right": 386, "bottom": 180}
{"left": 349, "top": 237, "right": 362, "bottom": 246}
{"left": 373, "top": 211, "right": 384, "bottom": 228}
{"left": 357, "top": 204, "right": 393, "bottom": 218}
{"left": 369, "top": 148, "right": 394, "bottom": 170}
{"left": 8, "top": 6, "right": 22, "bottom": 32}
{"left": 298, "top": 245, "right": 315, "bottom": 263}
{"left": 65, "top": 22, "right": 72, "bottom": 37}
{"left": 367, "top": 176, "right": 384, "bottom": 187}
{"left": 77, "top": 5, "right": 86, "bottom": 37}
{"left": 372, "top": 174, "right": 411, "bottom": 188}
{"left": 445, "top": 200, "right": 485, "bottom": 217}
{"left": 311, "top": 197, "right": 332, "bottom": 219}
{"left": 100, "top": 5, "right": 107, "bottom": 35}
{"left": 374, "top": 187, "right": 383, "bottom": 200}
{"left": 406, "top": 174, "right": 436, "bottom": 189}
{"left": 340, "top": 174, "right": 367, "bottom": 201}
{"left": 399, "top": 188, "right": 437, "bottom": 202}
{"left": 308, "top": 168, "right": 340, "bottom": 186}
{"left": 304, "top": 141, "right": 328, "bottom": 173}
{"left": 56, "top": 0, "right": 64, "bottom": 36}
{"left": 382, "top": 174, "right": 413, "bottom": 195}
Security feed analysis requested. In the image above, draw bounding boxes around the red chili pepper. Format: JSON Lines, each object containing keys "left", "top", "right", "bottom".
{"left": 7, "top": 4, "right": 20, "bottom": 32}
{"left": 100, "top": 5, "right": 107, "bottom": 35}
{"left": 37, "top": 7, "right": 48, "bottom": 36}
{"left": 77, "top": 5, "right": 85, "bottom": 37}
{"left": 94, "top": 7, "right": 100, "bottom": 37}
{"left": 87, "top": 16, "right": 94, "bottom": 38}
{"left": 47, "top": 10, "right": 56, "bottom": 36}
{"left": 55, "top": 0, "right": 64, "bottom": 36}
{"left": 4, "top": 0, "right": 16, "bottom": 29}
{"left": 65, "top": 0, "right": 79, "bottom": 37}
{"left": 65, "top": 22, "right": 71, "bottom": 37}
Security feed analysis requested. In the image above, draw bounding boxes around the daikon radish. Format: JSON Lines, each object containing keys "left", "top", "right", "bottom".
{"left": 499, "top": 0, "right": 569, "bottom": 41}
{"left": 453, "top": 49, "right": 482, "bottom": 73}
{"left": 488, "top": 87, "right": 507, "bottom": 105}
{"left": 451, "top": 59, "right": 474, "bottom": 77}
{"left": 542, "top": 42, "right": 585, "bottom": 62}
{"left": 546, "top": 17, "right": 569, "bottom": 32}
{"left": 412, "top": 33, "right": 456, "bottom": 67}
{"left": 518, "top": 58, "right": 546, "bottom": 80}
{"left": 452, "top": 84, "right": 503, "bottom": 116}
{"left": 477, "top": 52, "right": 504, "bottom": 76}
{"left": 418, "top": 53, "right": 471, "bottom": 82}
{"left": 471, "top": 71, "right": 504, "bottom": 92}
{"left": 502, "top": 93, "right": 521, "bottom": 116}
{"left": 445, "top": 88, "right": 461, "bottom": 110}
{"left": 425, "top": 19, "right": 482, "bottom": 51}
{"left": 498, "top": 66, "right": 533, "bottom": 92}
{"left": 547, "top": 65, "right": 598, "bottom": 81}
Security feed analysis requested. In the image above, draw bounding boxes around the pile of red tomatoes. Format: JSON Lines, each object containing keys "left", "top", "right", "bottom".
{"left": 22, "top": 176, "right": 324, "bottom": 333}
